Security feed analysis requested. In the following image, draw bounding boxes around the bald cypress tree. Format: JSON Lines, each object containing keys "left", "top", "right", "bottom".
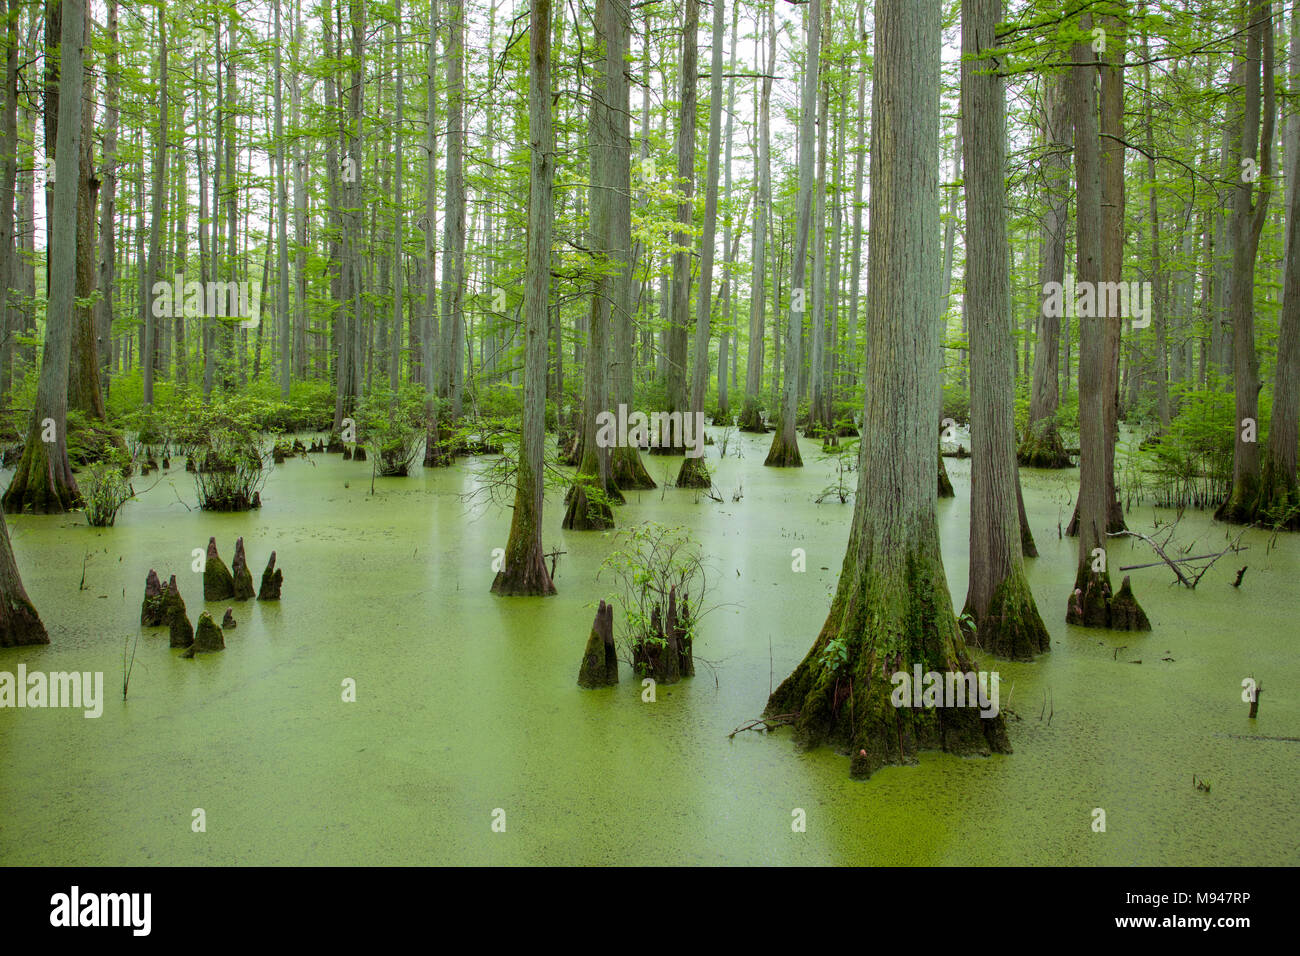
{"left": 766, "top": 0, "right": 1008, "bottom": 778}
{"left": 960, "top": 0, "right": 1049, "bottom": 659}
{"left": 1065, "top": 13, "right": 1149, "bottom": 631}
{"left": 492, "top": 0, "right": 556, "bottom": 596}
{"left": 764, "top": 0, "right": 819, "bottom": 468}
{"left": 3, "top": 0, "right": 83, "bottom": 514}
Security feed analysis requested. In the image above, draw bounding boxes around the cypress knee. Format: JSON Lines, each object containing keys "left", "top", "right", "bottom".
{"left": 257, "top": 551, "right": 283, "bottom": 600}
{"left": 141, "top": 569, "right": 167, "bottom": 625}
{"left": 578, "top": 600, "right": 619, "bottom": 688}
{"left": 204, "top": 538, "right": 236, "bottom": 601}
{"left": 231, "top": 537, "right": 256, "bottom": 600}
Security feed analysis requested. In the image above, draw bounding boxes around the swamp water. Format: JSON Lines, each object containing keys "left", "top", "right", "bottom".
{"left": 0, "top": 431, "right": 1296, "bottom": 865}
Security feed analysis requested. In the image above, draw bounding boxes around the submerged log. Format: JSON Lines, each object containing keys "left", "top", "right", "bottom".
{"left": 231, "top": 537, "right": 256, "bottom": 600}
{"left": 257, "top": 551, "right": 283, "bottom": 600}
{"left": 141, "top": 569, "right": 167, "bottom": 626}
{"left": 203, "top": 538, "right": 236, "bottom": 602}
{"left": 577, "top": 600, "right": 619, "bottom": 688}
{"left": 164, "top": 575, "right": 194, "bottom": 648}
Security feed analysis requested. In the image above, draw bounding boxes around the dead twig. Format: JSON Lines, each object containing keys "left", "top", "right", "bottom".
{"left": 727, "top": 713, "right": 798, "bottom": 739}
{"left": 1108, "top": 525, "right": 1247, "bottom": 588}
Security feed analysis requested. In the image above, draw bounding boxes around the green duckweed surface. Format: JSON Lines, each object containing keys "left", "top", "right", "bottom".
{"left": 1, "top": 432, "right": 1296, "bottom": 865}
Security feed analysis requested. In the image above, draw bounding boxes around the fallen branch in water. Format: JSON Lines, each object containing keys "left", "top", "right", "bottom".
{"left": 728, "top": 713, "right": 798, "bottom": 738}
{"left": 1109, "top": 524, "right": 1247, "bottom": 588}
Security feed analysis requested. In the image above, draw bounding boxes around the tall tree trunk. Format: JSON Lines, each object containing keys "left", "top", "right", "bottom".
{"left": 1066, "top": 14, "right": 1148, "bottom": 631}
{"left": 1099, "top": 6, "right": 1126, "bottom": 534}
{"left": 274, "top": 0, "right": 291, "bottom": 397}
{"left": 715, "top": 0, "right": 738, "bottom": 421}
{"left": 844, "top": 0, "right": 866, "bottom": 393}
{"left": 1256, "top": 0, "right": 1300, "bottom": 527}
{"left": 199, "top": 41, "right": 215, "bottom": 398}
{"left": 678, "top": 0, "right": 724, "bottom": 487}
{"left": 807, "top": 6, "right": 831, "bottom": 439}
{"left": 391, "top": 0, "right": 404, "bottom": 393}
{"left": 1142, "top": 18, "right": 1171, "bottom": 429}
{"left": 96, "top": 0, "right": 117, "bottom": 391}
{"left": 441, "top": 0, "right": 465, "bottom": 417}
{"left": 607, "top": 0, "right": 654, "bottom": 489}
{"left": 423, "top": 0, "right": 443, "bottom": 463}
{"left": 940, "top": 118, "right": 961, "bottom": 367}
{"left": 960, "top": 0, "right": 1049, "bottom": 659}
{"left": 291, "top": 0, "right": 308, "bottom": 380}
{"left": 1020, "top": 69, "right": 1072, "bottom": 467}
{"left": 562, "top": 0, "right": 622, "bottom": 528}
{"left": 739, "top": 3, "right": 776, "bottom": 433}
{"left": 767, "top": 0, "right": 1007, "bottom": 778}
{"left": 764, "top": 0, "right": 819, "bottom": 467}
{"left": 142, "top": 6, "right": 167, "bottom": 406}
{"left": 68, "top": 0, "right": 101, "bottom": 421}
{"left": 1217, "top": 0, "right": 1276, "bottom": 523}
{"left": 15, "top": 97, "right": 33, "bottom": 373}
{"left": 660, "top": 0, "right": 698, "bottom": 454}
{"left": 3, "top": 0, "right": 83, "bottom": 514}
{"left": 493, "top": 0, "right": 557, "bottom": 596}
{"left": 223, "top": 21, "right": 238, "bottom": 388}
{"left": 0, "top": 0, "right": 18, "bottom": 402}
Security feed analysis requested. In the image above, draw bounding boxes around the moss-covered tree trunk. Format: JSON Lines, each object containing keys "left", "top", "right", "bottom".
{"left": 766, "top": 0, "right": 1007, "bottom": 779}
{"left": 3, "top": 0, "right": 82, "bottom": 515}
{"left": 960, "top": 0, "right": 1049, "bottom": 660}
{"left": 0, "top": 504, "right": 46, "bottom": 646}
{"left": 764, "top": 0, "right": 818, "bottom": 468}
{"left": 493, "top": 0, "right": 556, "bottom": 596}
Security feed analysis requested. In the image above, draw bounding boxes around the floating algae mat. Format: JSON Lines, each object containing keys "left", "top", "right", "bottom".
{"left": 1, "top": 433, "right": 1296, "bottom": 866}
